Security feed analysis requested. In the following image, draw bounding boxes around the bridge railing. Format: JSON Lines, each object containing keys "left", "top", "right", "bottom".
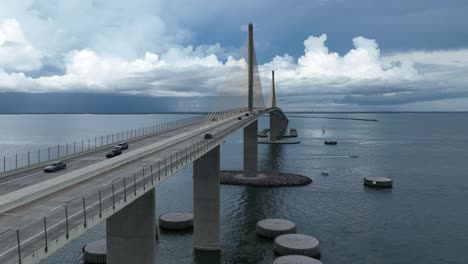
{"left": 0, "top": 113, "right": 247, "bottom": 264}
{"left": 0, "top": 114, "right": 205, "bottom": 175}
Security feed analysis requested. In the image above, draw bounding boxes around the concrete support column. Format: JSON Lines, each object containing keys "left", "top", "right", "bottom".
{"left": 270, "top": 112, "right": 288, "bottom": 141}
{"left": 107, "top": 188, "right": 156, "bottom": 264}
{"left": 193, "top": 146, "right": 221, "bottom": 251}
{"left": 244, "top": 120, "right": 258, "bottom": 177}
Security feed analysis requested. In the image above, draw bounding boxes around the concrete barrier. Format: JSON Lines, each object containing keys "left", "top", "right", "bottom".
{"left": 0, "top": 121, "right": 201, "bottom": 179}
{"left": 0, "top": 116, "right": 237, "bottom": 214}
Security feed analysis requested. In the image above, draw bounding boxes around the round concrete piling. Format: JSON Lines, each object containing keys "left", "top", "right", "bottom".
{"left": 159, "top": 212, "right": 194, "bottom": 230}
{"left": 363, "top": 177, "right": 393, "bottom": 188}
{"left": 273, "top": 255, "right": 322, "bottom": 264}
{"left": 83, "top": 239, "right": 107, "bottom": 264}
{"left": 256, "top": 218, "right": 296, "bottom": 238}
{"left": 273, "top": 234, "right": 320, "bottom": 258}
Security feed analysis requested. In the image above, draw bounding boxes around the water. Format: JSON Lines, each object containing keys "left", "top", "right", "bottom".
{"left": 1, "top": 113, "right": 467, "bottom": 264}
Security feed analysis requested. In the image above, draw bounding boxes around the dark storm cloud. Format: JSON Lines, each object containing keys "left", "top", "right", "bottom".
{"left": 1, "top": 0, "right": 468, "bottom": 111}
{"left": 169, "top": 0, "right": 468, "bottom": 61}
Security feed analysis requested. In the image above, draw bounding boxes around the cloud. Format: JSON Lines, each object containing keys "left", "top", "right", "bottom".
{"left": 0, "top": 0, "right": 468, "bottom": 111}
{"left": 1, "top": 27, "right": 468, "bottom": 111}
{"left": 0, "top": 19, "right": 42, "bottom": 71}
{"left": 0, "top": 40, "right": 247, "bottom": 98}
{"left": 260, "top": 35, "right": 468, "bottom": 110}
{"left": 262, "top": 34, "right": 418, "bottom": 89}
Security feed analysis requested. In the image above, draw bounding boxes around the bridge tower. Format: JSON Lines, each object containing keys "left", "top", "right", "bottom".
{"left": 248, "top": 23, "right": 254, "bottom": 113}
{"left": 243, "top": 23, "right": 259, "bottom": 178}
{"left": 270, "top": 71, "right": 276, "bottom": 108}
{"left": 269, "top": 70, "right": 288, "bottom": 141}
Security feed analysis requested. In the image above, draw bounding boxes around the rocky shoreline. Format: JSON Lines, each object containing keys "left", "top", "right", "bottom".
{"left": 220, "top": 170, "right": 312, "bottom": 187}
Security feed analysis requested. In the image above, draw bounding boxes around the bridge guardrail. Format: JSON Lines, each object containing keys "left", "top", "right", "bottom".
{"left": 0, "top": 115, "right": 205, "bottom": 176}
{"left": 0, "top": 111, "right": 251, "bottom": 264}
{"left": 0, "top": 109, "right": 263, "bottom": 264}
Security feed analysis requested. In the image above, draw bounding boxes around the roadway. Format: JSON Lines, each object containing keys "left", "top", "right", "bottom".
{"left": 0, "top": 118, "right": 204, "bottom": 195}
{"left": 0, "top": 110, "right": 265, "bottom": 264}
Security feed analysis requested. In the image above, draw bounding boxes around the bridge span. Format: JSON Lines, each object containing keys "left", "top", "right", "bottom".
{"left": 0, "top": 23, "right": 290, "bottom": 264}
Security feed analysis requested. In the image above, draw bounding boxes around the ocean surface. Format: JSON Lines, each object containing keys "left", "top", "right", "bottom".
{"left": 1, "top": 113, "right": 467, "bottom": 264}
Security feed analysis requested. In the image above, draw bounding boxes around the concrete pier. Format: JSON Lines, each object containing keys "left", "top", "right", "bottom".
{"left": 274, "top": 234, "right": 321, "bottom": 258}
{"left": 193, "top": 146, "right": 221, "bottom": 251}
{"left": 256, "top": 219, "right": 296, "bottom": 238}
{"left": 83, "top": 239, "right": 106, "bottom": 264}
{"left": 159, "top": 212, "right": 194, "bottom": 230}
{"left": 274, "top": 255, "right": 322, "bottom": 264}
{"left": 270, "top": 111, "right": 288, "bottom": 141}
{"left": 106, "top": 188, "right": 156, "bottom": 264}
{"left": 243, "top": 121, "right": 258, "bottom": 177}
{"left": 364, "top": 177, "right": 393, "bottom": 188}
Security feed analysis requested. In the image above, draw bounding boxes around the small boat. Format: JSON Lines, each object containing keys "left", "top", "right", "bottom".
{"left": 324, "top": 140, "right": 337, "bottom": 145}
{"left": 349, "top": 154, "right": 358, "bottom": 158}
{"left": 321, "top": 170, "right": 329, "bottom": 176}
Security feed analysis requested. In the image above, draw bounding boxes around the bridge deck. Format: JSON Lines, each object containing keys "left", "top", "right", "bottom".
{"left": 0, "top": 120, "right": 203, "bottom": 195}
{"left": 0, "top": 110, "right": 270, "bottom": 264}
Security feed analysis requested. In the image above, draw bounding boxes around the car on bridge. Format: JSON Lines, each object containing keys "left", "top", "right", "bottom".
{"left": 43, "top": 161, "right": 67, "bottom": 172}
{"left": 117, "top": 142, "right": 128, "bottom": 150}
{"left": 204, "top": 133, "right": 213, "bottom": 139}
{"left": 106, "top": 148, "right": 122, "bottom": 158}
{"left": 112, "top": 146, "right": 123, "bottom": 151}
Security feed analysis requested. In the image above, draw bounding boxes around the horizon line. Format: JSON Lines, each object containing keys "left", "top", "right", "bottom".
{"left": 0, "top": 111, "right": 468, "bottom": 115}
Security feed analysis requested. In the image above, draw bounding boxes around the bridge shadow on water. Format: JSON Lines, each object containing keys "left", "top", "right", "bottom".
{"left": 259, "top": 143, "right": 285, "bottom": 172}
{"left": 194, "top": 250, "right": 221, "bottom": 264}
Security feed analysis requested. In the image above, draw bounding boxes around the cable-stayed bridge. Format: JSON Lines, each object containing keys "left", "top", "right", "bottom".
{"left": 0, "top": 24, "right": 289, "bottom": 264}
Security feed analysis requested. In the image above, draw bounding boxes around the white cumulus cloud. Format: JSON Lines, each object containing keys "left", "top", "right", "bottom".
{"left": 0, "top": 19, "right": 42, "bottom": 71}
{"left": 0, "top": 0, "right": 468, "bottom": 111}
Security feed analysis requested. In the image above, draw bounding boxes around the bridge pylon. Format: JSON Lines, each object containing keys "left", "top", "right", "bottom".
{"left": 248, "top": 23, "right": 254, "bottom": 113}
{"left": 270, "top": 71, "right": 277, "bottom": 108}
{"left": 243, "top": 23, "right": 261, "bottom": 178}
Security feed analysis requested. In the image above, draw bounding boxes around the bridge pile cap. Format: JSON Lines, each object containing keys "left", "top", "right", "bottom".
{"left": 274, "top": 234, "right": 321, "bottom": 258}
{"left": 363, "top": 177, "right": 393, "bottom": 188}
{"left": 273, "top": 255, "right": 322, "bottom": 264}
{"left": 159, "top": 212, "right": 194, "bottom": 230}
{"left": 83, "top": 239, "right": 107, "bottom": 264}
{"left": 256, "top": 218, "right": 296, "bottom": 238}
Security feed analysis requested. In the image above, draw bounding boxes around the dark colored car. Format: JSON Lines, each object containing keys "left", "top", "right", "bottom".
{"left": 204, "top": 133, "right": 213, "bottom": 139}
{"left": 245, "top": 113, "right": 250, "bottom": 117}
{"left": 238, "top": 116, "right": 242, "bottom": 120}
{"left": 44, "top": 162, "right": 67, "bottom": 172}
{"left": 106, "top": 149, "right": 122, "bottom": 158}
{"left": 117, "top": 142, "right": 128, "bottom": 150}
{"left": 324, "top": 140, "right": 338, "bottom": 145}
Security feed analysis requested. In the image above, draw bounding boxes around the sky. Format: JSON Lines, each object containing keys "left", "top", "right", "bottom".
{"left": 1, "top": 0, "right": 468, "bottom": 112}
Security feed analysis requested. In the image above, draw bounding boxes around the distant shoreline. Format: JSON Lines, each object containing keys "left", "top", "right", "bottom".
{"left": 0, "top": 111, "right": 467, "bottom": 115}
